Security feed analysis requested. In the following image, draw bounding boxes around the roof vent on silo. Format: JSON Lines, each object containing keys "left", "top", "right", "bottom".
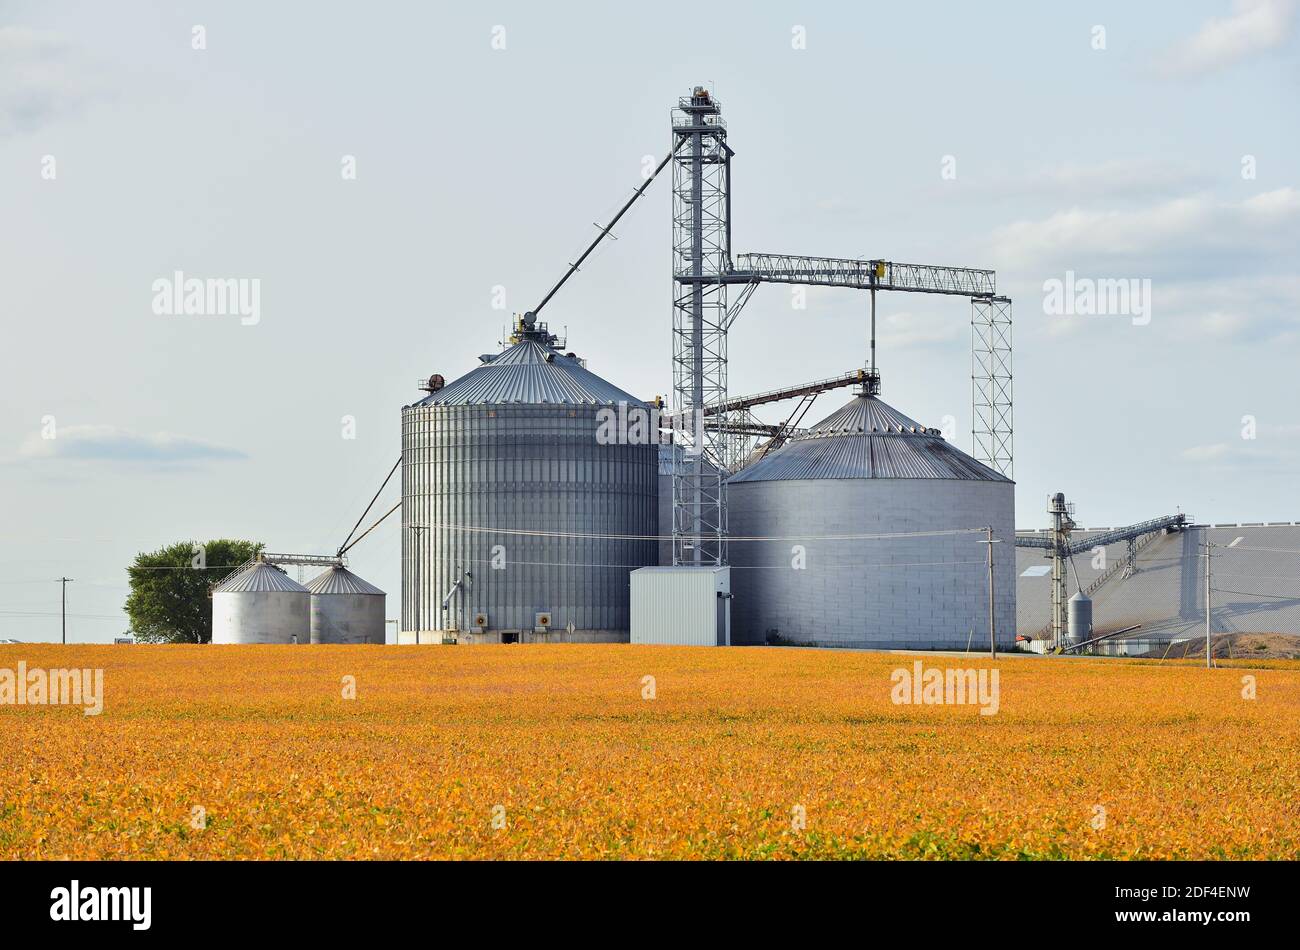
{"left": 418, "top": 374, "right": 446, "bottom": 393}
{"left": 413, "top": 332, "right": 647, "bottom": 407}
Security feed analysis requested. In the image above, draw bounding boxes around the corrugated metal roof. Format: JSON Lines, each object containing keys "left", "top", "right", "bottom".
{"left": 729, "top": 395, "right": 1010, "bottom": 483}
{"left": 803, "top": 396, "right": 936, "bottom": 437}
{"left": 416, "top": 339, "right": 647, "bottom": 407}
{"left": 304, "top": 566, "right": 385, "bottom": 596}
{"left": 213, "top": 561, "right": 309, "bottom": 593}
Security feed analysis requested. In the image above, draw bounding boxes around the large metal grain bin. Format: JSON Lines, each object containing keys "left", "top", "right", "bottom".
{"left": 727, "top": 390, "right": 1016, "bottom": 650}
{"left": 211, "top": 560, "right": 310, "bottom": 644}
{"left": 306, "top": 565, "right": 386, "bottom": 644}
{"left": 401, "top": 317, "right": 658, "bottom": 643}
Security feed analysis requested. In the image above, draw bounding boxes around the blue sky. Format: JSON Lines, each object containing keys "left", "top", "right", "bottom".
{"left": 2, "top": 1, "right": 1297, "bottom": 641}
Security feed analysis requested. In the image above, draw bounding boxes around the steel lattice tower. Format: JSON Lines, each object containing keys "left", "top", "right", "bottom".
{"left": 971, "top": 296, "right": 1014, "bottom": 478}
{"left": 671, "top": 88, "right": 731, "bottom": 566}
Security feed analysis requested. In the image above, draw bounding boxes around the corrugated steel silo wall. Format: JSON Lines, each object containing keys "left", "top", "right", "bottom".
{"left": 657, "top": 471, "right": 673, "bottom": 566}
{"left": 212, "top": 590, "right": 310, "bottom": 644}
{"left": 402, "top": 404, "right": 658, "bottom": 639}
{"left": 727, "top": 479, "right": 1016, "bottom": 649}
{"left": 310, "top": 593, "right": 386, "bottom": 644}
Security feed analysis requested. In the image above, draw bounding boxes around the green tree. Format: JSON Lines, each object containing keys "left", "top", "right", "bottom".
{"left": 125, "top": 539, "right": 263, "bottom": 643}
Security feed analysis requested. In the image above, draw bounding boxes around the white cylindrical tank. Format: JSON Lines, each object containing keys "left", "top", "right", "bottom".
{"left": 727, "top": 391, "right": 1017, "bottom": 651}
{"left": 306, "top": 565, "right": 386, "bottom": 644}
{"left": 211, "top": 561, "right": 309, "bottom": 644}
{"left": 1067, "top": 591, "right": 1093, "bottom": 646}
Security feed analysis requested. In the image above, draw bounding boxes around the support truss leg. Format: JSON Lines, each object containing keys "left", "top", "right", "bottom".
{"left": 971, "top": 296, "right": 1013, "bottom": 478}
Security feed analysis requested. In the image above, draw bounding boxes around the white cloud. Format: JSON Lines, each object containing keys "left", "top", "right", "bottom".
{"left": 1162, "top": 277, "right": 1300, "bottom": 344}
{"left": 1183, "top": 443, "right": 1232, "bottom": 462}
{"left": 1161, "top": 0, "right": 1297, "bottom": 77}
{"left": 813, "top": 196, "right": 857, "bottom": 215}
{"left": 1017, "top": 160, "right": 1208, "bottom": 201}
{"left": 1242, "top": 186, "right": 1300, "bottom": 218}
{"left": 1192, "top": 309, "right": 1300, "bottom": 343}
{"left": 1199, "top": 311, "right": 1254, "bottom": 338}
{"left": 1181, "top": 439, "right": 1297, "bottom": 467}
{"left": 1024, "top": 275, "right": 1300, "bottom": 344}
{"left": 17, "top": 425, "right": 247, "bottom": 463}
{"left": 875, "top": 310, "right": 964, "bottom": 349}
{"left": 0, "top": 27, "right": 111, "bottom": 135}
{"left": 991, "top": 188, "right": 1300, "bottom": 268}
{"left": 1260, "top": 422, "right": 1300, "bottom": 437}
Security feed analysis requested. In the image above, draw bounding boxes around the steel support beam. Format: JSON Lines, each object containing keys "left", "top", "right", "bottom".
{"left": 729, "top": 254, "right": 996, "bottom": 297}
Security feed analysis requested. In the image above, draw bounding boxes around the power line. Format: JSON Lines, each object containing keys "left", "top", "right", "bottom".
{"left": 124, "top": 565, "right": 252, "bottom": 571}
{"left": 393, "top": 555, "right": 988, "bottom": 571}
{"left": 0, "top": 609, "right": 122, "bottom": 621}
{"left": 398, "top": 522, "right": 986, "bottom": 543}
{"left": 1209, "top": 588, "right": 1298, "bottom": 600}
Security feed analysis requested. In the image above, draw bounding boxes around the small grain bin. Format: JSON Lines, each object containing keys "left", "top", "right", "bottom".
{"left": 1067, "top": 591, "right": 1093, "bottom": 647}
{"left": 306, "top": 565, "right": 386, "bottom": 644}
{"left": 211, "top": 561, "right": 309, "bottom": 644}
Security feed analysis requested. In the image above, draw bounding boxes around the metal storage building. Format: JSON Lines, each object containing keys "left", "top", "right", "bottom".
{"left": 401, "top": 318, "right": 658, "bottom": 643}
{"left": 1016, "top": 523, "right": 1300, "bottom": 654}
{"left": 726, "top": 392, "right": 1016, "bottom": 650}
{"left": 211, "top": 560, "right": 310, "bottom": 644}
{"left": 631, "top": 566, "right": 731, "bottom": 645}
{"left": 306, "top": 565, "right": 386, "bottom": 644}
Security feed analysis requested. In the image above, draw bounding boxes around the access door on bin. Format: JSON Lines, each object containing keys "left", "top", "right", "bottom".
{"left": 716, "top": 590, "right": 731, "bottom": 647}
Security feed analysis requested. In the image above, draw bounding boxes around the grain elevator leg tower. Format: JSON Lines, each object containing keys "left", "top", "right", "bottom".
{"left": 671, "top": 87, "right": 732, "bottom": 567}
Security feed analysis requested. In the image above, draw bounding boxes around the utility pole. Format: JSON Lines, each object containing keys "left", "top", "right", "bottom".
{"left": 407, "top": 524, "right": 427, "bottom": 645}
{"left": 977, "top": 529, "right": 1002, "bottom": 658}
{"left": 1203, "top": 539, "right": 1214, "bottom": 669}
{"left": 57, "top": 577, "right": 74, "bottom": 644}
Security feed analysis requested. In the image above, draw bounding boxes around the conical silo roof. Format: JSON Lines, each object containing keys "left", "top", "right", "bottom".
{"left": 415, "top": 337, "right": 646, "bottom": 407}
{"left": 729, "top": 394, "right": 1010, "bottom": 483}
{"left": 213, "top": 560, "right": 309, "bottom": 593}
{"left": 305, "top": 565, "right": 385, "bottom": 596}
